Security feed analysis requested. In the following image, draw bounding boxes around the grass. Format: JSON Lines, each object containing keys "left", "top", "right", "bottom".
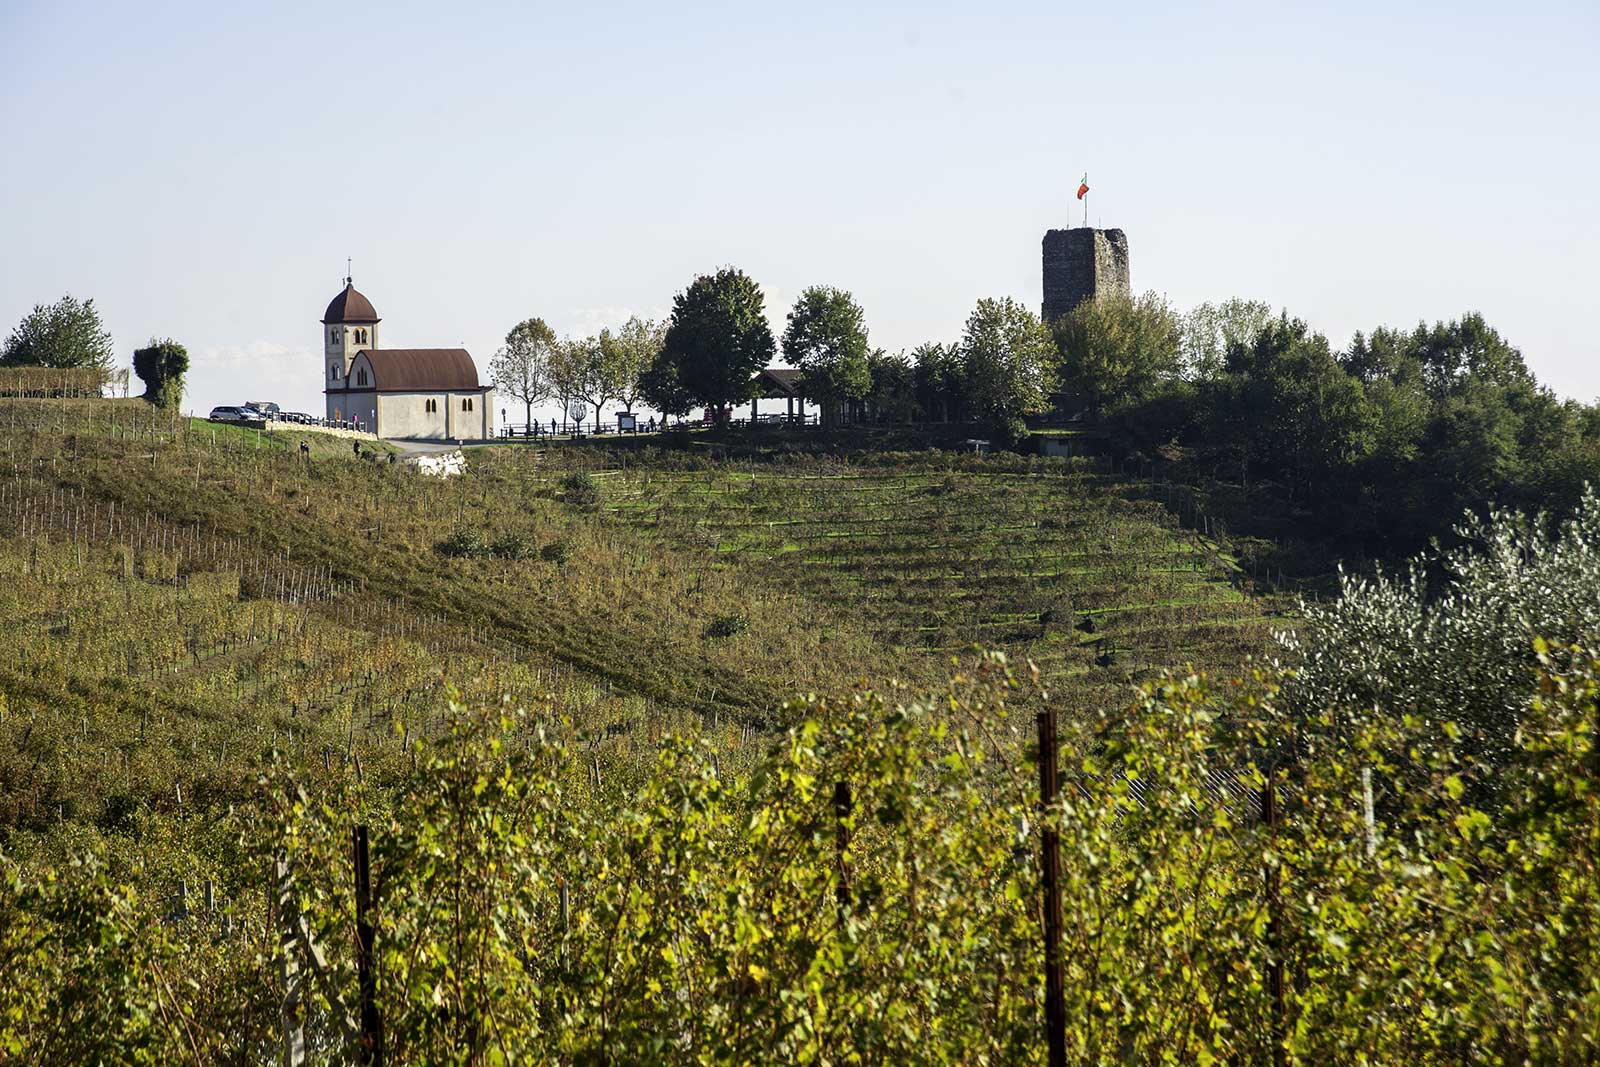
{"left": 0, "top": 399, "right": 1288, "bottom": 891}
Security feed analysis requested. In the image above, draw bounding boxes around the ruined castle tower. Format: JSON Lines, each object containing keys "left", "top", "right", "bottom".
{"left": 1041, "top": 228, "right": 1130, "bottom": 323}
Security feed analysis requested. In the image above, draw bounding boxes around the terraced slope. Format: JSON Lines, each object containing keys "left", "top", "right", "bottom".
{"left": 567, "top": 455, "right": 1290, "bottom": 697}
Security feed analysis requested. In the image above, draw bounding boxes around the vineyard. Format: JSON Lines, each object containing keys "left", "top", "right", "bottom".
{"left": 0, "top": 399, "right": 1593, "bottom": 1064}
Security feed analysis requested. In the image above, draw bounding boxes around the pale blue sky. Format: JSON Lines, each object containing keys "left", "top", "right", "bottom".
{"left": 2, "top": 0, "right": 1596, "bottom": 420}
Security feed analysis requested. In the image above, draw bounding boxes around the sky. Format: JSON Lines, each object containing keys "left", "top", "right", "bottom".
{"left": 2, "top": 0, "right": 1596, "bottom": 422}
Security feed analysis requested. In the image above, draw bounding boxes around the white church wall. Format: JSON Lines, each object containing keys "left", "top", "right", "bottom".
{"left": 377, "top": 392, "right": 451, "bottom": 440}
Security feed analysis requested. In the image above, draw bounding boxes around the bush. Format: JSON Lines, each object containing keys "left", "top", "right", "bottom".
{"left": 490, "top": 532, "right": 533, "bottom": 560}
{"left": 539, "top": 539, "right": 572, "bottom": 565}
{"left": 560, "top": 471, "right": 600, "bottom": 506}
{"left": 705, "top": 612, "right": 749, "bottom": 639}
{"left": 436, "top": 526, "right": 489, "bottom": 559}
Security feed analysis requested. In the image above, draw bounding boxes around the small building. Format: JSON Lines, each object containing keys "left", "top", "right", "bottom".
{"left": 751, "top": 367, "right": 810, "bottom": 423}
{"left": 321, "top": 275, "right": 492, "bottom": 440}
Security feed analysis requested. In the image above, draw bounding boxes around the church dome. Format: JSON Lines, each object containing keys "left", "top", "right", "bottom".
{"left": 322, "top": 280, "right": 380, "bottom": 325}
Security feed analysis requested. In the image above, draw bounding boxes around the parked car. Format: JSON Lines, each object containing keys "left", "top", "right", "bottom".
{"left": 207, "top": 406, "right": 250, "bottom": 422}
{"left": 242, "top": 401, "right": 280, "bottom": 419}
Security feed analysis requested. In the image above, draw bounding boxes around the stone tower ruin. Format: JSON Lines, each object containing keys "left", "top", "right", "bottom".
{"left": 1041, "top": 228, "right": 1130, "bottom": 324}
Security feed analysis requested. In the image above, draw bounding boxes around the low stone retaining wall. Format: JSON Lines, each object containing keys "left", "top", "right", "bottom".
{"left": 254, "top": 419, "right": 377, "bottom": 442}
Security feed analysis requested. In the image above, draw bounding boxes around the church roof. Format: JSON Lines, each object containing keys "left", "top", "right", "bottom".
{"left": 358, "top": 348, "right": 483, "bottom": 391}
{"left": 322, "top": 281, "right": 380, "bottom": 325}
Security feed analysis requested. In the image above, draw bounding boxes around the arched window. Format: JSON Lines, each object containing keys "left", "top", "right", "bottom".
{"left": 330, "top": 364, "right": 340, "bottom": 380}
{"left": 356, "top": 368, "right": 368, "bottom": 386}
{"left": 462, "top": 397, "right": 473, "bottom": 412}
{"left": 355, "top": 328, "right": 367, "bottom": 344}
{"left": 331, "top": 330, "right": 339, "bottom": 345}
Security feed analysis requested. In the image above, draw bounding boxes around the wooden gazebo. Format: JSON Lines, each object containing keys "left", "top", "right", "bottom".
{"left": 750, "top": 367, "right": 809, "bottom": 423}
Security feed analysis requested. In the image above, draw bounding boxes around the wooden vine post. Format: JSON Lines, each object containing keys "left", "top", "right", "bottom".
{"left": 1036, "top": 707, "right": 1066, "bottom": 1067}
{"left": 354, "top": 825, "right": 384, "bottom": 1064}
{"left": 1262, "top": 772, "right": 1287, "bottom": 1067}
{"left": 833, "top": 780, "right": 852, "bottom": 918}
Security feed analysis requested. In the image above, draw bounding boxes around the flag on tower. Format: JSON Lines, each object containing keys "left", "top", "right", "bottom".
{"left": 1076, "top": 174, "right": 1090, "bottom": 200}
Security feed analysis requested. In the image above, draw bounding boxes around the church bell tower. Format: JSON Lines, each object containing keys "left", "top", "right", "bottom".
{"left": 320, "top": 272, "right": 381, "bottom": 402}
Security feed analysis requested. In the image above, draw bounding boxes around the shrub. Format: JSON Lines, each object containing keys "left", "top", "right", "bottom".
{"left": 705, "top": 612, "right": 749, "bottom": 639}
{"left": 490, "top": 532, "right": 533, "bottom": 560}
{"left": 560, "top": 471, "right": 600, "bottom": 506}
{"left": 436, "top": 526, "right": 489, "bottom": 559}
{"left": 539, "top": 539, "right": 572, "bottom": 565}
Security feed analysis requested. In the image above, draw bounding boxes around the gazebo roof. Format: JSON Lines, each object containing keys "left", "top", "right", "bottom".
{"left": 753, "top": 367, "right": 802, "bottom": 398}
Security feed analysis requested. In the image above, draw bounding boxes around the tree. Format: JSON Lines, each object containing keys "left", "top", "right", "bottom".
{"left": 650, "top": 269, "right": 774, "bottom": 425}
{"left": 958, "top": 298, "right": 1058, "bottom": 439}
{"left": 2, "top": 295, "right": 114, "bottom": 370}
{"left": 1282, "top": 487, "right": 1600, "bottom": 773}
{"left": 781, "top": 286, "right": 870, "bottom": 427}
{"left": 1201, "top": 314, "right": 1373, "bottom": 498}
{"left": 488, "top": 318, "right": 558, "bottom": 429}
{"left": 131, "top": 338, "right": 188, "bottom": 410}
{"left": 1180, "top": 298, "right": 1272, "bottom": 383}
{"left": 912, "top": 342, "right": 963, "bottom": 423}
{"left": 866, "top": 349, "right": 918, "bottom": 423}
{"left": 1052, "top": 291, "right": 1182, "bottom": 418}
{"left": 637, "top": 358, "right": 694, "bottom": 421}
{"left": 599, "top": 316, "right": 664, "bottom": 415}
{"left": 549, "top": 336, "right": 594, "bottom": 431}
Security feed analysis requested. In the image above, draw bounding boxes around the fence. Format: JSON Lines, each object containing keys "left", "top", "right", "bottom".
{"left": 0, "top": 366, "right": 122, "bottom": 399}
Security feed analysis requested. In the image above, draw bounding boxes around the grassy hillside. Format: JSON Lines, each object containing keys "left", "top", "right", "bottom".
{"left": 1, "top": 400, "right": 1592, "bottom": 1064}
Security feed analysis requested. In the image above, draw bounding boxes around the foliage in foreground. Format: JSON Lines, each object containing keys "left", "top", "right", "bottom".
{"left": 1, "top": 645, "right": 1594, "bottom": 1064}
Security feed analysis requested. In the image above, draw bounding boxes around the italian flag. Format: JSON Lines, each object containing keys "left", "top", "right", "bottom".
{"left": 1076, "top": 174, "right": 1089, "bottom": 200}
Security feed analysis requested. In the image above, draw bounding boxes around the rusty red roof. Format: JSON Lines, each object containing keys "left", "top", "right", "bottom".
{"left": 359, "top": 349, "right": 483, "bottom": 391}
{"left": 322, "top": 282, "right": 380, "bottom": 325}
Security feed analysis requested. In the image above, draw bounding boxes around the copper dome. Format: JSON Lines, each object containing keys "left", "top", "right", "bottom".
{"left": 322, "top": 280, "right": 380, "bottom": 325}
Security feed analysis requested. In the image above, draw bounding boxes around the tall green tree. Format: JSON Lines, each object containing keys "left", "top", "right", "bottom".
{"left": 131, "top": 338, "right": 188, "bottom": 410}
{"left": 912, "top": 342, "right": 963, "bottom": 423}
{"left": 488, "top": 318, "right": 558, "bottom": 428}
{"left": 549, "top": 336, "right": 596, "bottom": 429}
{"left": 603, "top": 316, "right": 666, "bottom": 414}
{"left": 1052, "top": 291, "right": 1182, "bottom": 418}
{"left": 1180, "top": 298, "right": 1272, "bottom": 383}
{"left": 782, "top": 286, "right": 870, "bottom": 427}
{"left": 866, "top": 349, "right": 918, "bottom": 423}
{"left": 650, "top": 269, "right": 774, "bottom": 425}
{"left": 3, "top": 294, "right": 114, "bottom": 370}
{"left": 958, "top": 298, "right": 1058, "bottom": 439}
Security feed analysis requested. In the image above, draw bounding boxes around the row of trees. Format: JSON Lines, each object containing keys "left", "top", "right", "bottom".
{"left": 492, "top": 268, "right": 1061, "bottom": 436}
{"left": 1050, "top": 291, "right": 1600, "bottom": 554}
{"left": 4, "top": 294, "right": 186, "bottom": 408}
{"left": 489, "top": 315, "right": 666, "bottom": 429}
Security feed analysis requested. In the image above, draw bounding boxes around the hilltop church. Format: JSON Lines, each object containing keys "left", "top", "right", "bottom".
{"left": 321, "top": 276, "right": 493, "bottom": 441}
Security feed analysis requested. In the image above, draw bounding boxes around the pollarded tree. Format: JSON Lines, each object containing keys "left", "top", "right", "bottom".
{"left": 782, "top": 286, "right": 870, "bottom": 427}
{"left": 600, "top": 316, "right": 665, "bottom": 415}
{"left": 489, "top": 318, "right": 558, "bottom": 429}
{"left": 132, "top": 338, "right": 188, "bottom": 410}
{"left": 2, "top": 294, "right": 114, "bottom": 370}
{"left": 651, "top": 268, "right": 775, "bottom": 425}
{"left": 958, "top": 298, "right": 1058, "bottom": 439}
